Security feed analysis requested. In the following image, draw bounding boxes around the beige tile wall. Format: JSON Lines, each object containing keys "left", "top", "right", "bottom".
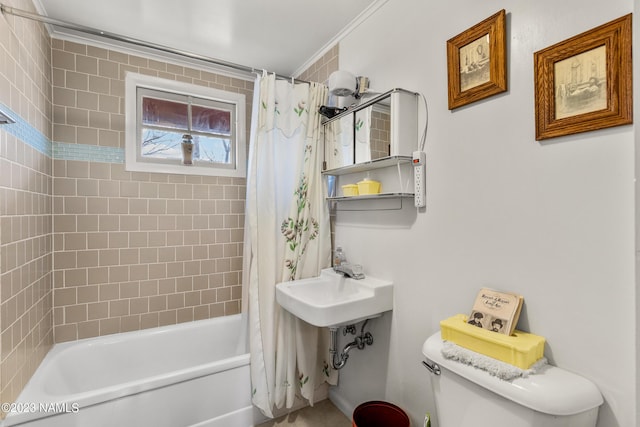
{"left": 297, "top": 45, "right": 339, "bottom": 85}
{"left": 51, "top": 40, "right": 252, "bottom": 342}
{"left": 0, "top": 0, "right": 53, "bottom": 415}
{"left": 371, "top": 109, "right": 391, "bottom": 160}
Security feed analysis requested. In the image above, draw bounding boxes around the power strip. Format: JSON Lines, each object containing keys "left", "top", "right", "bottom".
{"left": 413, "top": 151, "right": 426, "bottom": 208}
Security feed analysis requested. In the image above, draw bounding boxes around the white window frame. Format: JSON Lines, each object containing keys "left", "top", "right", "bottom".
{"left": 125, "top": 73, "right": 246, "bottom": 178}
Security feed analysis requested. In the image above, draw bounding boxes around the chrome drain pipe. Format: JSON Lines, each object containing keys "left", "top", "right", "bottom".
{"left": 330, "top": 319, "right": 374, "bottom": 370}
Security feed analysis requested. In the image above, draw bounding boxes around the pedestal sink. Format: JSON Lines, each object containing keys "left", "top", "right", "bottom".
{"left": 275, "top": 268, "right": 393, "bottom": 327}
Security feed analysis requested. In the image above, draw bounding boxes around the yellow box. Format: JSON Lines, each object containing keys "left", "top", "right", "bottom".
{"left": 357, "top": 179, "right": 381, "bottom": 195}
{"left": 342, "top": 184, "right": 359, "bottom": 197}
{"left": 440, "top": 314, "right": 545, "bottom": 369}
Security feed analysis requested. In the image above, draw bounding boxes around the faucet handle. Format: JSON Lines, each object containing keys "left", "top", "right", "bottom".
{"left": 350, "top": 264, "right": 364, "bottom": 278}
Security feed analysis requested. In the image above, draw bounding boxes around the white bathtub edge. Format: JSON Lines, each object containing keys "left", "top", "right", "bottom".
{"left": 188, "top": 405, "right": 268, "bottom": 427}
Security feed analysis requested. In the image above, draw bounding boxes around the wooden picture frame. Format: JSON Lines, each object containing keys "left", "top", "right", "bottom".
{"left": 447, "top": 10, "right": 507, "bottom": 110}
{"left": 534, "top": 14, "right": 632, "bottom": 141}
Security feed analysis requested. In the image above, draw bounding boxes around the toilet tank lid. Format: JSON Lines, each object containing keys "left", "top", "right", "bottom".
{"left": 422, "top": 332, "right": 604, "bottom": 416}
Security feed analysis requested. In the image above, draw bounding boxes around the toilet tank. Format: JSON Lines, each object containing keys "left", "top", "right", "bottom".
{"left": 422, "top": 332, "right": 603, "bottom": 427}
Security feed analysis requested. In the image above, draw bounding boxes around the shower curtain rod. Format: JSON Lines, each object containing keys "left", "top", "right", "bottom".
{"left": 0, "top": 4, "right": 308, "bottom": 83}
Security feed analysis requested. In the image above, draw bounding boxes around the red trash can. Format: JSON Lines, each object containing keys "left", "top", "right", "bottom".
{"left": 352, "top": 401, "right": 410, "bottom": 427}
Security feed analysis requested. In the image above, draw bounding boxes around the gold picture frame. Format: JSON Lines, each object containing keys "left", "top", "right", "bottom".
{"left": 447, "top": 10, "right": 507, "bottom": 110}
{"left": 534, "top": 14, "right": 632, "bottom": 141}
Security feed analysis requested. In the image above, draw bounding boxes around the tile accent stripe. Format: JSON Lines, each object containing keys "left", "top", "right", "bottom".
{"left": 52, "top": 142, "right": 125, "bottom": 163}
{"left": 0, "top": 103, "right": 125, "bottom": 163}
{"left": 0, "top": 102, "right": 51, "bottom": 157}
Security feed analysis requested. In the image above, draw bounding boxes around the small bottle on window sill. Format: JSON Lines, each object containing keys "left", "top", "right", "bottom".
{"left": 181, "top": 134, "right": 193, "bottom": 165}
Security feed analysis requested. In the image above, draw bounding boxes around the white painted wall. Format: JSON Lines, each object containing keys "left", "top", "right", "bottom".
{"left": 331, "top": 1, "right": 637, "bottom": 426}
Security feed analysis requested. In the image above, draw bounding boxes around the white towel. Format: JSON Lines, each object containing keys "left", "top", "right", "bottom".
{"left": 441, "top": 340, "right": 548, "bottom": 381}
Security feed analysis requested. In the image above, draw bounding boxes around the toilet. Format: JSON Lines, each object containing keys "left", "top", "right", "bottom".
{"left": 422, "top": 332, "right": 603, "bottom": 427}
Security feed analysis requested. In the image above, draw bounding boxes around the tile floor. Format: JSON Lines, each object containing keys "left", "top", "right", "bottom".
{"left": 256, "top": 399, "right": 351, "bottom": 427}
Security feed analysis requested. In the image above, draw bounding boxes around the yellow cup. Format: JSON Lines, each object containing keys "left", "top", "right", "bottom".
{"left": 341, "top": 184, "right": 359, "bottom": 197}
{"left": 356, "top": 179, "right": 381, "bottom": 195}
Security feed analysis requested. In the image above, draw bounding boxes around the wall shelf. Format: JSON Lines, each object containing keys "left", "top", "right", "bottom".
{"left": 323, "top": 155, "right": 415, "bottom": 210}
{"left": 322, "top": 155, "right": 413, "bottom": 176}
{"left": 327, "top": 192, "right": 414, "bottom": 202}
{"left": 327, "top": 193, "right": 414, "bottom": 211}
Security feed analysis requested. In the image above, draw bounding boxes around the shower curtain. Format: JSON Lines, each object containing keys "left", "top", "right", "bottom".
{"left": 243, "top": 73, "right": 337, "bottom": 417}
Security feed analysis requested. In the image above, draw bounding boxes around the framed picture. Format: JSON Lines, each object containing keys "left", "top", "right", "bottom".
{"left": 534, "top": 14, "right": 632, "bottom": 141}
{"left": 447, "top": 10, "right": 507, "bottom": 110}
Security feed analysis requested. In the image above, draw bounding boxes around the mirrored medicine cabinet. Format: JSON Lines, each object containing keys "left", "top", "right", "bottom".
{"left": 322, "top": 88, "right": 419, "bottom": 172}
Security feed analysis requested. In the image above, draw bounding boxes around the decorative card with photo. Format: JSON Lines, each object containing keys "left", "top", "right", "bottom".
{"left": 468, "top": 288, "right": 523, "bottom": 336}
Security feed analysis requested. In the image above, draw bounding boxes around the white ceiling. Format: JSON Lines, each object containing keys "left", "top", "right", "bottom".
{"left": 34, "top": 0, "right": 382, "bottom": 77}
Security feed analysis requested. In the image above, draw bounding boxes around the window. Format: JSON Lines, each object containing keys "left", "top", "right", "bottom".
{"left": 125, "top": 73, "right": 246, "bottom": 177}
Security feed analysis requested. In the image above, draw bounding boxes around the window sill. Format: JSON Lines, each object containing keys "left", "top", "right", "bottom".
{"left": 124, "top": 157, "right": 246, "bottom": 178}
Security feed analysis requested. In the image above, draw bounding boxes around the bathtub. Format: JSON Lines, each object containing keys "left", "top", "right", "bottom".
{"left": 2, "top": 314, "right": 267, "bottom": 427}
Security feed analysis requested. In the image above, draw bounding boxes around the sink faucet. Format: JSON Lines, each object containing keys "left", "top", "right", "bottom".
{"left": 334, "top": 263, "right": 365, "bottom": 280}
{"left": 333, "top": 247, "right": 365, "bottom": 279}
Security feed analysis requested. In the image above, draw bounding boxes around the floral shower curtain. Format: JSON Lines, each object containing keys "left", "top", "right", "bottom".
{"left": 243, "top": 73, "right": 337, "bottom": 418}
